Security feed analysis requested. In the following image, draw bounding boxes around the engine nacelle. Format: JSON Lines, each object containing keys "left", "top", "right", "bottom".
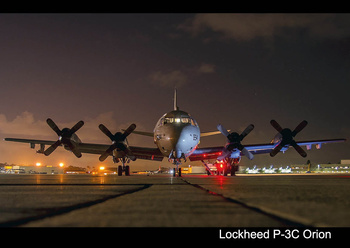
{"left": 271, "top": 133, "right": 282, "bottom": 144}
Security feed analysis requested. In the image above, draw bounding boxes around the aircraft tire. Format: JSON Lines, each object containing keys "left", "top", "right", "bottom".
{"left": 125, "top": 165, "right": 130, "bottom": 176}
{"left": 230, "top": 166, "right": 236, "bottom": 176}
{"left": 118, "top": 165, "right": 123, "bottom": 176}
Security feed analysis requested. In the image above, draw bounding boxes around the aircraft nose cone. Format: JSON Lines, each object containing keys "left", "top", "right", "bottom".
{"left": 174, "top": 125, "right": 198, "bottom": 156}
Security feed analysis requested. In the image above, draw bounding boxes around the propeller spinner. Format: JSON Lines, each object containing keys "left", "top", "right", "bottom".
{"left": 270, "top": 120, "right": 308, "bottom": 157}
{"left": 98, "top": 123, "right": 137, "bottom": 162}
{"left": 217, "top": 124, "right": 255, "bottom": 160}
{"left": 44, "top": 118, "right": 84, "bottom": 158}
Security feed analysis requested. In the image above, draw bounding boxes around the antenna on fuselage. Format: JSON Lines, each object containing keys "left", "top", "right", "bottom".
{"left": 174, "top": 88, "right": 179, "bottom": 110}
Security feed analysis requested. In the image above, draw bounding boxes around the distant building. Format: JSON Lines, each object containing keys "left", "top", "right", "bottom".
{"left": 0, "top": 165, "right": 64, "bottom": 174}
{"left": 64, "top": 165, "right": 86, "bottom": 174}
{"left": 0, "top": 164, "right": 87, "bottom": 174}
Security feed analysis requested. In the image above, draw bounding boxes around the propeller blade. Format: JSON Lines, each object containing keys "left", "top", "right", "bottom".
{"left": 66, "top": 141, "right": 82, "bottom": 158}
{"left": 99, "top": 152, "right": 110, "bottom": 162}
{"left": 292, "top": 120, "right": 308, "bottom": 137}
{"left": 122, "top": 123, "right": 136, "bottom": 139}
{"left": 240, "top": 124, "right": 254, "bottom": 140}
{"left": 71, "top": 149, "right": 82, "bottom": 158}
{"left": 291, "top": 141, "right": 307, "bottom": 157}
{"left": 69, "top": 120, "right": 84, "bottom": 135}
{"left": 44, "top": 140, "right": 62, "bottom": 156}
{"left": 46, "top": 118, "right": 62, "bottom": 136}
{"left": 270, "top": 144, "right": 283, "bottom": 157}
{"left": 99, "top": 144, "right": 117, "bottom": 162}
{"left": 241, "top": 147, "right": 254, "bottom": 160}
{"left": 217, "top": 124, "right": 230, "bottom": 137}
{"left": 270, "top": 120, "right": 283, "bottom": 133}
{"left": 99, "top": 124, "right": 114, "bottom": 141}
{"left": 99, "top": 123, "right": 136, "bottom": 162}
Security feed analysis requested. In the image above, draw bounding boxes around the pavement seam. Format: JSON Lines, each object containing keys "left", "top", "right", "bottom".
{"left": 0, "top": 184, "right": 152, "bottom": 227}
{"left": 180, "top": 177, "right": 308, "bottom": 227}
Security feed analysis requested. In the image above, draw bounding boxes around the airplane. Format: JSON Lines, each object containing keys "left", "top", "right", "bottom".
{"left": 4, "top": 89, "right": 346, "bottom": 176}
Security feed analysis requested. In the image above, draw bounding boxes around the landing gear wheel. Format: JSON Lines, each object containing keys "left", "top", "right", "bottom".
{"left": 230, "top": 166, "right": 238, "bottom": 176}
{"left": 125, "top": 165, "right": 130, "bottom": 176}
{"left": 172, "top": 167, "right": 182, "bottom": 177}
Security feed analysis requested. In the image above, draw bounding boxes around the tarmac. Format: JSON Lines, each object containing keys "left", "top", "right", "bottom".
{"left": 0, "top": 173, "right": 350, "bottom": 228}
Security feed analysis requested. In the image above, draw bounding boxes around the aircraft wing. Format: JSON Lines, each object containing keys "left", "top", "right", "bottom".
{"left": 79, "top": 143, "right": 164, "bottom": 161}
{"left": 4, "top": 138, "right": 164, "bottom": 161}
{"left": 4, "top": 138, "right": 56, "bottom": 146}
{"left": 189, "top": 138, "right": 346, "bottom": 161}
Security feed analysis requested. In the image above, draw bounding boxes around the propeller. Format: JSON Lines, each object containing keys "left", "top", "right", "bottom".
{"left": 44, "top": 118, "right": 84, "bottom": 158}
{"left": 217, "top": 124, "right": 255, "bottom": 160}
{"left": 98, "top": 123, "right": 136, "bottom": 162}
{"left": 270, "top": 120, "right": 308, "bottom": 157}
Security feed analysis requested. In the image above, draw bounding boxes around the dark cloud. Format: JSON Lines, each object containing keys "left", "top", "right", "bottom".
{"left": 180, "top": 14, "right": 350, "bottom": 41}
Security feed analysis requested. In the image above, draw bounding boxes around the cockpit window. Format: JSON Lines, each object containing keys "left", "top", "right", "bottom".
{"left": 181, "top": 117, "right": 190, "bottom": 123}
{"left": 162, "top": 116, "right": 198, "bottom": 127}
{"left": 191, "top": 118, "right": 198, "bottom": 127}
{"left": 164, "top": 117, "right": 174, "bottom": 124}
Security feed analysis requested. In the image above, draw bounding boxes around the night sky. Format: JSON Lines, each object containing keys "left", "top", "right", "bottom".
{"left": 0, "top": 13, "right": 349, "bottom": 170}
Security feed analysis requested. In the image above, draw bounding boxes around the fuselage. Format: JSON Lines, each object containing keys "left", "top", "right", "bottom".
{"left": 153, "top": 110, "right": 200, "bottom": 161}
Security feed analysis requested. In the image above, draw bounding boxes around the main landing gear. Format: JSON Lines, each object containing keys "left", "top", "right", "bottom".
{"left": 117, "top": 164, "right": 130, "bottom": 176}
{"left": 116, "top": 157, "right": 130, "bottom": 176}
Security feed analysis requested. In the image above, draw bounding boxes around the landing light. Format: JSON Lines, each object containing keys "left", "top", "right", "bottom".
{"left": 59, "top": 163, "right": 64, "bottom": 167}
{"left": 100, "top": 166, "right": 105, "bottom": 171}
{"left": 36, "top": 162, "right": 41, "bottom": 167}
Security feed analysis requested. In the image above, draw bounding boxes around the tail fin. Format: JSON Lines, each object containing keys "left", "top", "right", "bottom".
{"left": 174, "top": 88, "right": 179, "bottom": 110}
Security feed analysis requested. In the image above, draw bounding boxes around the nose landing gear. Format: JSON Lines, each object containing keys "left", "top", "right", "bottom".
{"left": 172, "top": 159, "right": 182, "bottom": 177}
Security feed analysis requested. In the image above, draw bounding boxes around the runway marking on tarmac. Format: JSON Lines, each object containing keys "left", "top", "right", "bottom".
{"left": 0, "top": 184, "right": 152, "bottom": 227}
{"left": 180, "top": 177, "right": 307, "bottom": 227}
